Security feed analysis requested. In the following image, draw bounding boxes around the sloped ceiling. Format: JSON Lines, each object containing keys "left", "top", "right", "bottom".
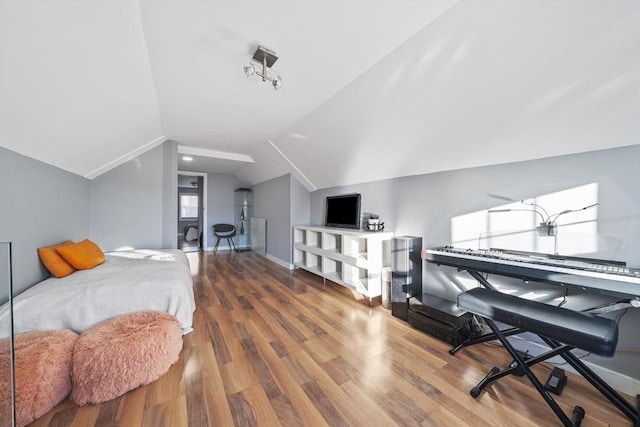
{"left": 1, "top": 1, "right": 638, "bottom": 190}
{"left": 269, "top": 1, "right": 640, "bottom": 189}
{"left": 0, "top": 1, "right": 164, "bottom": 178}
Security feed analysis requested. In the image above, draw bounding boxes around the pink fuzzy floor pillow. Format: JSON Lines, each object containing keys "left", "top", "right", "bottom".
{"left": 0, "top": 329, "right": 78, "bottom": 427}
{"left": 70, "top": 311, "right": 183, "bottom": 406}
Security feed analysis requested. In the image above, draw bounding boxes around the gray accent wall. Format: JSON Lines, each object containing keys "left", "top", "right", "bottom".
{"left": 205, "top": 172, "right": 244, "bottom": 251}
{"left": 310, "top": 145, "right": 640, "bottom": 382}
{"left": 90, "top": 141, "right": 176, "bottom": 251}
{"left": 0, "top": 147, "right": 90, "bottom": 295}
{"left": 162, "top": 140, "right": 178, "bottom": 248}
{"left": 252, "top": 174, "right": 293, "bottom": 264}
{"left": 290, "top": 174, "right": 311, "bottom": 262}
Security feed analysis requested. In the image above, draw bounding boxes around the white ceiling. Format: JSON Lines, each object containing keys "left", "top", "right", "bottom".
{"left": 1, "top": 1, "right": 638, "bottom": 190}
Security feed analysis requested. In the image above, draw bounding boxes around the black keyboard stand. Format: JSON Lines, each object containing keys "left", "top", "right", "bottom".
{"left": 475, "top": 316, "right": 586, "bottom": 426}
{"left": 448, "top": 325, "right": 521, "bottom": 355}
{"left": 452, "top": 268, "right": 640, "bottom": 427}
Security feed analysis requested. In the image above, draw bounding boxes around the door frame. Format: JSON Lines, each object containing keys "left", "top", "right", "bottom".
{"left": 178, "top": 171, "right": 208, "bottom": 250}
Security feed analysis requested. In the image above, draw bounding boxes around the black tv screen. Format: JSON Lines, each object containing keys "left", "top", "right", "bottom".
{"left": 325, "top": 194, "right": 361, "bottom": 229}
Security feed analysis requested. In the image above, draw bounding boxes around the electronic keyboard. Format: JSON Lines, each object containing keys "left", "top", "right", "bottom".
{"left": 424, "top": 246, "right": 640, "bottom": 300}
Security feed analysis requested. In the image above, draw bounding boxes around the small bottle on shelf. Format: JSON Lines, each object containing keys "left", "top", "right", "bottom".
{"left": 240, "top": 222, "right": 245, "bottom": 235}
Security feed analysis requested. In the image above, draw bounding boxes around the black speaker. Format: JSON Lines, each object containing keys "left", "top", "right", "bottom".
{"left": 391, "top": 236, "right": 422, "bottom": 320}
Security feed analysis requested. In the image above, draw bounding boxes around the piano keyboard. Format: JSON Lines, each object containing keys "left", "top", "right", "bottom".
{"left": 424, "top": 246, "right": 640, "bottom": 300}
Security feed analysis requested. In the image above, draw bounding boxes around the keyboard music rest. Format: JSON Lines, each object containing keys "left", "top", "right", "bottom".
{"left": 424, "top": 247, "right": 640, "bottom": 301}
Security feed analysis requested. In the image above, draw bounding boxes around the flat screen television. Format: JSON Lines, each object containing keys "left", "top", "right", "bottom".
{"left": 325, "top": 193, "right": 361, "bottom": 230}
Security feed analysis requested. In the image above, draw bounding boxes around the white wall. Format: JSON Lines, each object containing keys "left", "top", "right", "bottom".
{"left": 272, "top": 1, "right": 640, "bottom": 190}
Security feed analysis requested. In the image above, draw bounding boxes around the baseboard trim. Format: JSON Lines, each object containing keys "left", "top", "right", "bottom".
{"left": 203, "top": 248, "right": 292, "bottom": 269}
{"left": 203, "top": 248, "right": 290, "bottom": 269}
{"left": 266, "top": 254, "right": 293, "bottom": 270}
{"left": 205, "top": 246, "right": 233, "bottom": 252}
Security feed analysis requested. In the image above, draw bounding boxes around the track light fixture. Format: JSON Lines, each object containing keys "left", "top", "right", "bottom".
{"left": 243, "top": 45, "right": 283, "bottom": 91}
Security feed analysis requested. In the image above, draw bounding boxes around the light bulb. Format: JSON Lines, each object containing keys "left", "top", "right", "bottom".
{"left": 243, "top": 63, "right": 256, "bottom": 78}
{"left": 272, "top": 75, "right": 283, "bottom": 91}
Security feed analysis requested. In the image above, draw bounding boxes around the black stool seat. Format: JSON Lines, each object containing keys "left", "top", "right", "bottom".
{"left": 212, "top": 223, "right": 237, "bottom": 254}
{"left": 458, "top": 288, "right": 618, "bottom": 357}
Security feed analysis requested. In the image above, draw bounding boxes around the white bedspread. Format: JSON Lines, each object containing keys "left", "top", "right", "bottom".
{"left": 0, "top": 249, "right": 195, "bottom": 338}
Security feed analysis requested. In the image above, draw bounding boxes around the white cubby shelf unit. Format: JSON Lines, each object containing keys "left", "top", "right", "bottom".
{"left": 293, "top": 225, "right": 393, "bottom": 304}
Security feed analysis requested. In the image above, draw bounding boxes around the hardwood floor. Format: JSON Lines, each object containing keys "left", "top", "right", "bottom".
{"left": 30, "top": 251, "right": 635, "bottom": 426}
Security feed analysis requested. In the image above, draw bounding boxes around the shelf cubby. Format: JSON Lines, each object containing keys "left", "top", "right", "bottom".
{"left": 342, "top": 235, "right": 367, "bottom": 258}
{"left": 293, "top": 227, "right": 305, "bottom": 245}
{"left": 292, "top": 225, "right": 393, "bottom": 304}
{"left": 343, "top": 265, "right": 368, "bottom": 291}
{"left": 305, "top": 230, "right": 321, "bottom": 248}
{"left": 293, "top": 248, "right": 304, "bottom": 265}
{"left": 322, "top": 232, "right": 342, "bottom": 252}
{"left": 305, "top": 253, "right": 322, "bottom": 274}
{"left": 322, "top": 257, "right": 342, "bottom": 277}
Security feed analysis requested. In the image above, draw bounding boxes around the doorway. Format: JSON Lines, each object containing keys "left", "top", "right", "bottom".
{"left": 177, "top": 172, "right": 208, "bottom": 252}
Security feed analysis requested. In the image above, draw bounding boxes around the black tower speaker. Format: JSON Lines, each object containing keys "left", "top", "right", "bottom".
{"left": 391, "top": 236, "right": 422, "bottom": 320}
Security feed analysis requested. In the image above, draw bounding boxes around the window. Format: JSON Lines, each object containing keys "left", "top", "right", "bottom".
{"left": 180, "top": 194, "right": 199, "bottom": 219}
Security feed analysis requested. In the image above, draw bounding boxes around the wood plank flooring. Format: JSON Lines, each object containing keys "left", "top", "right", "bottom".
{"left": 29, "top": 251, "right": 636, "bottom": 426}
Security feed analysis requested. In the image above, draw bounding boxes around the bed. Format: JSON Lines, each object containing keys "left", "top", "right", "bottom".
{"left": 0, "top": 249, "right": 195, "bottom": 338}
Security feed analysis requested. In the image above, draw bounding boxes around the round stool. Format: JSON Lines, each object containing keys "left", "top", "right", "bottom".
{"left": 0, "top": 329, "right": 78, "bottom": 426}
{"left": 70, "top": 311, "right": 183, "bottom": 406}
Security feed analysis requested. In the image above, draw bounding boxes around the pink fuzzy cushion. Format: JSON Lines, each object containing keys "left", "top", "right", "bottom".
{"left": 70, "top": 311, "right": 183, "bottom": 406}
{"left": 0, "top": 329, "right": 78, "bottom": 427}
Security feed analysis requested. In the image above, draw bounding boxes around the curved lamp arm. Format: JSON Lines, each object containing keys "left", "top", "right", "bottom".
{"left": 488, "top": 208, "right": 546, "bottom": 224}
{"left": 521, "top": 200, "right": 550, "bottom": 221}
{"left": 547, "top": 203, "right": 600, "bottom": 223}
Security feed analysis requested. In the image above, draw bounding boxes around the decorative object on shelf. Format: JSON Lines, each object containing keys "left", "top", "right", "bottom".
{"left": 489, "top": 200, "right": 600, "bottom": 254}
{"left": 243, "top": 45, "right": 283, "bottom": 91}
{"left": 234, "top": 188, "right": 253, "bottom": 251}
{"left": 365, "top": 213, "right": 385, "bottom": 232}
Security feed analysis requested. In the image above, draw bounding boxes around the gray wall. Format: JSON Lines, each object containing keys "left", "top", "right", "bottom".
{"left": 161, "top": 140, "right": 178, "bottom": 248}
{"left": 0, "top": 243, "right": 9, "bottom": 308}
{"left": 252, "top": 174, "right": 292, "bottom": 264}
{"left": 90, "top": 141, "right": 176, "bottom": 251}
{"left": 290, "top": 174, "right": 311, "bottom": 261}
{"left": 310, "top": 145, "right": 640, "bottom": 381}
{"left": 205, "top": 172, "right": 244, "bottom": 250}
{"left": 0, "top": 147, "right": 90, "bottom": 296}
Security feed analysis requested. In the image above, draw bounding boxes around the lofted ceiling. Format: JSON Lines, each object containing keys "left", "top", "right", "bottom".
{"left": 1, "top": 1, "right": 638, "bottom": 191}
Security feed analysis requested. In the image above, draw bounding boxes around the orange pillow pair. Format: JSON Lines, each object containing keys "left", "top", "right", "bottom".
{"left": 38, "top": 241, "right": 76, "bottom": 278}
{"left": 38, "top": 239, "right": 105, "bottom": 278}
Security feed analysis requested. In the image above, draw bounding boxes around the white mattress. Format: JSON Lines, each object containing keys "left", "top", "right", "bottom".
{"left": 0, "top": 249, "right": 195, "bottom": 337}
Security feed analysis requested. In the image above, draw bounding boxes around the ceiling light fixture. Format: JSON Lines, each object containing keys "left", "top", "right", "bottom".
{"left": 243, "top": 45, "right": 283, "bottom": 91}
{"left": 182, "top": 156, "right": 193, "bottom": 161}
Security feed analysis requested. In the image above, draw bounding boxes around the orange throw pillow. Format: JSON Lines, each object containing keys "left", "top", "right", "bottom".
{"left": 38, "top": 241, "right": 76, "bottom": 278}
{"left": 56, "top": 239, "right": 105, "bottom": 270}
